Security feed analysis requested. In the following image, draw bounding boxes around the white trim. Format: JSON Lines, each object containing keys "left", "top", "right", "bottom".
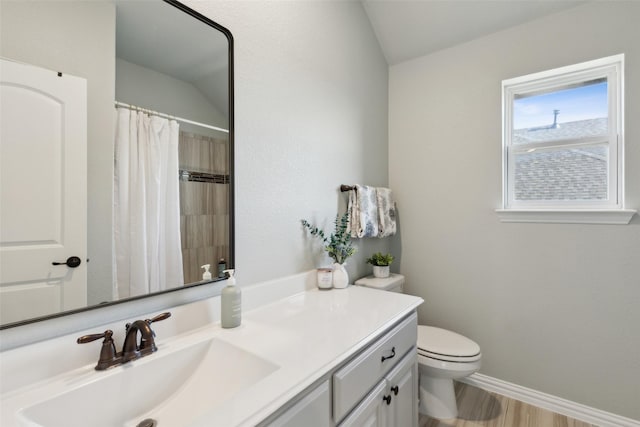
{"left": 510, "top": 136, "right": 609, "bottom": 153}
{"left": 495, "top": 209, "right": 636, "bottom": 224}
{"left": 501, "top": 54, "right": 624, "bottom": 212}
{"left": 502, "top": 54, "right": 625, "bottom": 87}
{"left": 460, "top": 373, "right": 640, "bottom": 427}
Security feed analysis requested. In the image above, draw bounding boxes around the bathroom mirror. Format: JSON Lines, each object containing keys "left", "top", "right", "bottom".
{"left": 0, "top": 0, "right": 234, "bottom": 328}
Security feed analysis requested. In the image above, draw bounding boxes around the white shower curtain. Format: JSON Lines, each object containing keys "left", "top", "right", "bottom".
{"left": 114, "top": 108, "right": 184, "bottom": 299}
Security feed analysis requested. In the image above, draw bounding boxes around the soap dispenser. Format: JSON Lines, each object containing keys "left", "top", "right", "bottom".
{"left": 217, "top": 258, "right": 227, "bottom": 278}
{"left": 221, "top": 269, "right": 241, "bottom": 328}
{"left": 201, "top": 264, "right": 212, "bottom": 281}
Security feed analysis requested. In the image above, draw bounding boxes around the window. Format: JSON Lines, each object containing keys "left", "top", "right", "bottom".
{"left": 497, "top": 54, "right": 635, "bottom": 224}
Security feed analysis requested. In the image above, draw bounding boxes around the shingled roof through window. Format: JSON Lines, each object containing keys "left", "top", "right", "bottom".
{"left": 513, "top": 117, "right": 607, "bottom": 144}
{"left": 512, "top": 118, "right": 608, "bottom": 201}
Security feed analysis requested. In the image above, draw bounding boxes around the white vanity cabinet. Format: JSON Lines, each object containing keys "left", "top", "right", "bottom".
{"left": 338, "top": 351, "right": 417, "bottom": 427}
{"left": 333, "top": 312, "right": 418, "bottom": 426}
{"left": 0, "top": 280, "right": 424, "bottom": 427}
{"left": 337, "top": 380, "right": 388, "bottom": 426}
{"left": 267, "top": 381, "right": 331, "bottom": 427}
{"left": 264, "top": 311, "right": 418, "bottom": 427}
{"left": 383, "top": 350, "right": 418, "bottom": 427}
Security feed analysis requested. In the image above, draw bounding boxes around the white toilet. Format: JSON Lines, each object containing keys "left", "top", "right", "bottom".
{"left": 354, "top": 274, "right": 482, "bottom": 419}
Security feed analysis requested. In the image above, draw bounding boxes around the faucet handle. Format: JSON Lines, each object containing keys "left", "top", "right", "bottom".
{"left": 144, "top": 312, "right": 172, "bottom": 338}
{"left": 77, "top": 330, "right": 119, "bottom": 371}
{"left": 77, "top": 329, "right": 113, "bottom": 344}
{"left": 133, "top": 312, "right": 172, "bottom": 352}
{"left": 125, "top": 312, "right": 171, "bottom": 334}
{"left": 146, "top": 312, "right": 171, "bottom": 325}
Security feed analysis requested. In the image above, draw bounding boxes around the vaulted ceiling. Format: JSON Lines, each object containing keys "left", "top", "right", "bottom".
{"left": 362, "top": 0, "right": 586, "bottom": 65}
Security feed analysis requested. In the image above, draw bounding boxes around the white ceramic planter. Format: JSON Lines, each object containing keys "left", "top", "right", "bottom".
{"left": 332, "top": 263, "right": 349, "bottom": 288}
{"left": 373, "top": 266, "right": 390, "bottom": 278}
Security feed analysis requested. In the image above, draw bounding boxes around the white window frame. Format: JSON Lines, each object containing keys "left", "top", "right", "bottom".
{"left": 496, "top": 54, "right": 635, "bottom": 224}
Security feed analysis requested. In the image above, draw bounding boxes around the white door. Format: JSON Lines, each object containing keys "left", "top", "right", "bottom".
{"left": 0, "top": 58, "right": 87, "bottom": 325}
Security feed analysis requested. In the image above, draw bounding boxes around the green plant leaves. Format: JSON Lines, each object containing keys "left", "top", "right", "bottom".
{"left": 301, "top": 213, "right": 356, "bottom": 264}
{"left": 365, "top": 252, "right": 394, "bottom": 266}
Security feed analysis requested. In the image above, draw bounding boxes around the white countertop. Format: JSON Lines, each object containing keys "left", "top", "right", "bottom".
{"left": 1, "top": 284, "right": 423, "bottom": 427}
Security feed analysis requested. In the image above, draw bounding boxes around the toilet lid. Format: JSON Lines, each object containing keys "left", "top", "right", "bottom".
{"left": 417, "top": 326, "right": 481, "bottom": 360}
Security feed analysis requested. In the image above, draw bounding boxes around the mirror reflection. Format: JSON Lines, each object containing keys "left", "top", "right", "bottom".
{"left": 0, "top": 0, "right": 234, "bottom": 327}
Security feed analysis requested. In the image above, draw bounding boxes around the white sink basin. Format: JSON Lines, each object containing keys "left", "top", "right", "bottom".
{"left": 17, "top": 337, "right": 278, "bottom": 427}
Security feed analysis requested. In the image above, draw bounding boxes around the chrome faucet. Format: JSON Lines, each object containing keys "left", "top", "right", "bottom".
{"left": 77, "top": 312, "right": 171, "bottom": 370}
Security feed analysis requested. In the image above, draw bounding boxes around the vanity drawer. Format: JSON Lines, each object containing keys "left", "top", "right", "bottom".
{"left": 332, "top": 312, "right": 417, "bottom": 422}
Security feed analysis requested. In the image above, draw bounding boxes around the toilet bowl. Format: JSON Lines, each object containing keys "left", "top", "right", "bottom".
{"left": 355, "top": 274, "right": 482, "bottom": 419}
{"left": 417, "top": 325, "right": 481, "bottom": 419}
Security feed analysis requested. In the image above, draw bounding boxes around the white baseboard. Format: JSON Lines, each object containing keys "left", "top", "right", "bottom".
{"left": 459, "top": 373, "right": 640, "bottom": 427}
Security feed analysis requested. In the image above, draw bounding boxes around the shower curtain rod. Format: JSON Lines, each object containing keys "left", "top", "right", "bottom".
{"left": 114, "top": 101, "right": 229, "bottom": 134}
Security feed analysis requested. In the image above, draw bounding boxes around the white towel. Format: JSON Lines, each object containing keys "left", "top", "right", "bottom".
{"left": 376, "top": 187, "right": 396, "bottom": 238}
{"left": 347, "top": 184, "right": 379, "bottom": 238}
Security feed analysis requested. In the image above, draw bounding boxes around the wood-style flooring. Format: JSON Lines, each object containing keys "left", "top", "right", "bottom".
{"left": 419, "top": 382, "right": 597, "bottom": 427}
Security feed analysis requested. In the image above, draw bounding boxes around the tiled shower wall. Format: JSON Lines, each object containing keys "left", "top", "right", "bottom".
{"left": 178, "top": 131, "right": 230, "bottom": 284}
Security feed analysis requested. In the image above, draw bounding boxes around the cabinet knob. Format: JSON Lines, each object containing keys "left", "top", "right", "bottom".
{"left": 382, "top": 395, "right": 392, "bottom": 405}
{"left": 391, "top": 385, "right": 399, "bottom": 396}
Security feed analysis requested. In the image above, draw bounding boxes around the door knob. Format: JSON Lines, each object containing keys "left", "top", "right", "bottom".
{"left": 52, "top": 256, "right": 82, "bottom": 268}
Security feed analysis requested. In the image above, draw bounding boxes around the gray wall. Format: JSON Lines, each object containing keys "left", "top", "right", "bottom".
{"left": 389, "top": 2, "right": 640, "bottom": 420}
{"left": 188, "top": 0, "right": 393, "bottom": 284}
{"left": 1, "top": 1, "right": 391, "bottom": 348}
{"left": 116, "top": 58, "right": 228, "bottom": 138}
{"left": 0, "top": 2, "right": 115, "bottom": 305}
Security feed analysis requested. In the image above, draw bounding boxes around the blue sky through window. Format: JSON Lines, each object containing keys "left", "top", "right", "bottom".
{"left": 513, "top": 81, "right": 607, "bottom": 130}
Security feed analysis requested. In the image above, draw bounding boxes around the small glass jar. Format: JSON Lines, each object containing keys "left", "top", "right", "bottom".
{"left": 316, "top": 268, "right": 333, "bottom": 289}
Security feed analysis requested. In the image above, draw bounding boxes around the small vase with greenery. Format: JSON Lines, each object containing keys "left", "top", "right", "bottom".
{"left": 366, "top": 252, "right": 394, "bottom": 278}
{"left": 301, "top": 213, "right": 356, "bottom": 288}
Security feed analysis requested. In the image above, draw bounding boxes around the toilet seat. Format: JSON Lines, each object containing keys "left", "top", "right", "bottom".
{"left": 417, "top": 326, "right": 481, "bottom": 363}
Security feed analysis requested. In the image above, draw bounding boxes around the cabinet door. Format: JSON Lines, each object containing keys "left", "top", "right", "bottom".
{"left": 333, "top": 313, "right": 417, "bottom": 422}
{"left": 386, "top": 350, "right": 418, "bottom": 427}
{"left": 268, "top": 381, "right": 330, "bottom": 427}
{"left": 339, "top": 380, "right": 387, "bottom": 427}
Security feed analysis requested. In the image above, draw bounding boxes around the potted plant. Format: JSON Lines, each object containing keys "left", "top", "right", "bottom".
{"left": 301, "top": 213, "right": 356, "bottom": 288}
{"left": 366, "top": 252, "right": 394, "bottom": 278}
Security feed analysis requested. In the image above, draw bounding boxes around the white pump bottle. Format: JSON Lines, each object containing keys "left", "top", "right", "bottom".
{"left": 221, "top": 269, "right": 241, "bottom": 328}
{"left": 201, "top": 264, "right": 212, "bottom": 281}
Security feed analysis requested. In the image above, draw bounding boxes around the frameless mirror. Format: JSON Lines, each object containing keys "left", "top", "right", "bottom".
{"left": 0, "top": 0, "right": 234, "bottom": 328}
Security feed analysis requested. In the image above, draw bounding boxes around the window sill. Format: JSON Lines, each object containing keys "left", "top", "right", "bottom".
{"left": 495, "top": 209, "right": 636, "bottom": 224}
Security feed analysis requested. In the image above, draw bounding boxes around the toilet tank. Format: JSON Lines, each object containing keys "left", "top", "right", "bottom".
{"left": 354, "top": 274, "right": 405, "bottom": 293}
